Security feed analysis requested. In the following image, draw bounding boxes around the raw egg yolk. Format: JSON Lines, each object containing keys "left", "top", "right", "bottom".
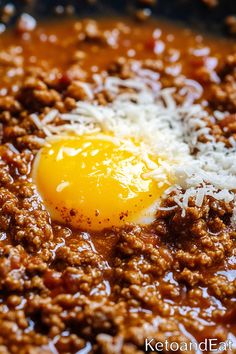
{"left": 32, "top": 134, "right": 168, "bottom": 231}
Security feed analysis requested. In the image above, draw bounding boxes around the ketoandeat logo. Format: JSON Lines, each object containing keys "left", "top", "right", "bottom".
{"left": 145, "top": 338, "right": 234, "bottom": 352}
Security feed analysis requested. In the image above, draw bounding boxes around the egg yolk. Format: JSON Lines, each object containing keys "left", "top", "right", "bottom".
{"left": 32, "top": 134, "right": 168, "bottom": 231}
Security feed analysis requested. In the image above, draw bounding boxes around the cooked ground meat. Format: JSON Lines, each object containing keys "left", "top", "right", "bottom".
{"left": 0, "top": 17, "right": 235, "bottom": 354}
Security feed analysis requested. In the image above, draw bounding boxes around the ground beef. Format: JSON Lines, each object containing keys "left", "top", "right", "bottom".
{"left": 0, "top": 17, "right": 234, "bottom": 354}
{"left": 210, "top": 53, "right": 236, "bottom": 112}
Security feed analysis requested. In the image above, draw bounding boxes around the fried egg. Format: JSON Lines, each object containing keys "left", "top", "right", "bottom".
{"left": 32, "top": 133, "right": 170, "bottom": 231}
{"left": 31, "top": 79, "right": 236, "bottom": 231}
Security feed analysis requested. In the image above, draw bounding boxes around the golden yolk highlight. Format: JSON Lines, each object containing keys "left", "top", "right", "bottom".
{"left": 32, "top": 134, "right": 167, "bottom": 231}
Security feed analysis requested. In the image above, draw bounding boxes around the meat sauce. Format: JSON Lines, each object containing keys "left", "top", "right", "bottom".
{"left": 0, "top": 16, "right": 235, "bottom": 354}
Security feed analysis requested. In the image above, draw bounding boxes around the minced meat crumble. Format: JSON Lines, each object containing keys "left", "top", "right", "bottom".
{"left": 0, "top": 17, "right": 235, "bottom": 354}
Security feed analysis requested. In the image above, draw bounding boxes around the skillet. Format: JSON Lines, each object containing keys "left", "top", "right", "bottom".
{"left": 1, "top": 0, "right": 236, "bottom": 36}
